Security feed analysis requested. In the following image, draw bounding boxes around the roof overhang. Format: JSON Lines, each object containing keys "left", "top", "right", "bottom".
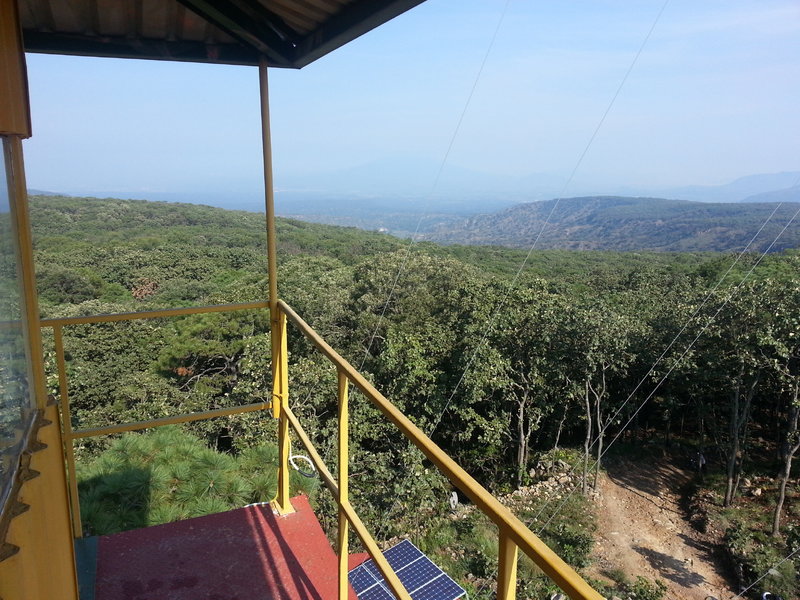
{"left": 18, "top": 0, "right": 426, "bottom": 68}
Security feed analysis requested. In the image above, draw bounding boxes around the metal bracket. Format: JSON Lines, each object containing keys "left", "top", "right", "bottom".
{"left": 0, "top": 542, "right": 20, "bottom": 562}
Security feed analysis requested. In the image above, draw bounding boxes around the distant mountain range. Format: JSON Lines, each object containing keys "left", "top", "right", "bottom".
{"left": 660, "top": 173, "right": 800, "bottom": 203}
{"left": 30, "top": 170, "right": 800, "bottom": 251}
{"left": 39, "top": 168, "right": 800, "bottom": 217}
{"left": 739, "top": 185, "right": 800, "bottom": 204}
{"left": 27, "top": 189, "right": 63, "bottom": 196}
{"left": 273, "top": 171, "right": 800, "bottom": 236}
{"left": 422, "top": 196, "right": 800, "bottom": 253}
{"left": 276, "top": 161, "right": 800, "bottom": 205}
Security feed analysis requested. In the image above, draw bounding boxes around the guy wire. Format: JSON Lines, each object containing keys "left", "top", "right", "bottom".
{"left": 534, "top": 205, "right": 800, "bottom": 541}
{"left": 358, "top": 0, "right": 512, "bottom": 372}
{"left": 729, "top": 546, "right": 800, "bottom": 600}
{"left": 361, "top": 0, "right": 513, "bottom": 541}
{"left": 524, "top": 201, "right": 786, "bottom": 527}
{"left": 428, "top": 0, "right": 671, "bottom": 438}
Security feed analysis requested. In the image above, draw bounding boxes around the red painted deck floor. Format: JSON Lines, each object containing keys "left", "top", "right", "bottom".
{"left": 94, "top": 495, "right": 357, "bottom": 600}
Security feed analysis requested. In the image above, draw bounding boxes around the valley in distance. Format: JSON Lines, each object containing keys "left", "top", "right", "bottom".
{"left": 45, "top": 168, "right": 800, "bottom": 254}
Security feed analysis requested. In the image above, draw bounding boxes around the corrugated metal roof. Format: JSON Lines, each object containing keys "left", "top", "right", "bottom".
{"left": 18, "top": 0, "right": 426, "bottom": 68}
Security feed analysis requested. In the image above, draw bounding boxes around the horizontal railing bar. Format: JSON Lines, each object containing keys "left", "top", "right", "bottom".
{"left": 40, "top": 301, "right": 269, "bottom": 327}
{"left": 282, "top": 406, "right": 338, "bottom": 496}
{"left": 278, "top": 300, "right": 602, "bottom": 600}
{"left": 284, "top": 405, "right": 411, "bottom": 600}
{"left": 339, "top": 500, "right": 413, "bottom": 600}
{"left": 70, "top": 402, "right": 271, "bottom": 440}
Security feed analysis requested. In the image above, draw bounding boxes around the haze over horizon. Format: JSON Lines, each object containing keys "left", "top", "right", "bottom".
{"left": 22, "top": 0, "right": 800, "bottom": 212}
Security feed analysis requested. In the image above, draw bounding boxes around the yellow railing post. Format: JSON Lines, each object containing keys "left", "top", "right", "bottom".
{"left": 498, "top": 530, "right": 518, "bottom": 600}
{"left": 273, "top": 311, "right": 292, "bottom": 514}
{"left": 259, "top": 55, "right": 293, "bottom": 516}
{"left": 337, "top": 370, "right": 349, "bottom": 600}
{"left": 52, "top": 325, "right": 82, "bottom": 538}
{"left": 279, "top": 300, "right": 604, "bottom": 600}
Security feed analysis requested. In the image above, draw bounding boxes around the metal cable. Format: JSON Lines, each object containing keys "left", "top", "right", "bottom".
{"left": 356, "top": 0, "right": 514, "bottom": 542}
{"left": 728, "top": 546, "right": 800, "bottom": 600}
{"left": 428, "top": 0, "right": 672, "bottom": 438}
{"left": 524, "top": 201, "right": 786, "bottom": 526}
{"left": 535, "top": 204, "right": 800, "bottom": 538}
{"left": 359, "top": 0, "right": 513, "bottom": 373}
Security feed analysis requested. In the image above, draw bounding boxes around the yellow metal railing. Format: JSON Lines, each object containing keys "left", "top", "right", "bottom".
{"left": 276, "top": 300, "right": 603, "bottom": 600}
{"left": 42, "top": 300, "right": 602, "bottom": 600}
{"left": 40, "top": 301, "right": 272, "bottom": 539}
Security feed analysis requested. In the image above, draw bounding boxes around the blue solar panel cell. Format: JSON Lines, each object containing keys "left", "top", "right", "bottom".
{"left": 359, "top": 584, "right": 395, "bottom": 600}
{"left": 384, "top": 540, "right": 423, "bottom": 569}
{"left": 414, "top": 574, "right": 465, "bottom": 600}
{"left": 350, "top": 565, "right": 378, "bottom": 594}
{"left": 397, "top": 557, "right": 441, "bottom": 593}
{"left": 348, "top": 540, "right": 465, "bottom": 600}
{"left": 358, "top": 561, "right": 379, "bottom": 580}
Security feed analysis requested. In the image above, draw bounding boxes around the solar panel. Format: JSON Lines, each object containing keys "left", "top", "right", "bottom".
{"left": 348, "top": 540, "right": 466, "bottom": 600}
{"left": 383, "top": 540, "right": 424, "bottom": 566}
{"left": 360, "top": 585, "right": 395, "bottom": 600}
{"left": 350, "top": 565, "right": 380, "bottom": 594}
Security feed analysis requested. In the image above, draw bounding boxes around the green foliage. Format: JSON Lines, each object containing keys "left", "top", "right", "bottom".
{"left": 30, "top": 194, "right": 800, "bottom": 595}
{"left": 77, "top": 427, "right": 317, "bottom": 535}
{"left": 627, "top": 576, "right": 668, "bottom": 600}
{"left": 724, "top": 522, "right": 798, "bottom": 599}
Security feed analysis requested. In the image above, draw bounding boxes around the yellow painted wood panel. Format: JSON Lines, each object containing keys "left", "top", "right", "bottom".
{"left": 0, "top": 404, "right": 78, "bottom": 600}
{"left": 0, "top": 0, "right": 31, "bottom": 137}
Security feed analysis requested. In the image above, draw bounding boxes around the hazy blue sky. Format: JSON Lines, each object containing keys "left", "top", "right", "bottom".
{"left": 22, "top": 0, "right": 800, "bottom": 203}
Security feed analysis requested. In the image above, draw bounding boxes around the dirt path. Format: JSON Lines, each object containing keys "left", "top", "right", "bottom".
{"left": 589, "top": 456, "right": 733, "bottom": 600}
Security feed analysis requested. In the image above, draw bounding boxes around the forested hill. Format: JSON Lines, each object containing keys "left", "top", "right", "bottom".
{"left": 29, "top": 195, "right": 404, "bottom": 263}
{"left": 19, "top": 195, "right": 800, "bottom": 598}
{"left": 423, "top": 196, "right": 800, "bottom": 252}
{"left": 27, "top": 195, "right": 717, "bottom": 313}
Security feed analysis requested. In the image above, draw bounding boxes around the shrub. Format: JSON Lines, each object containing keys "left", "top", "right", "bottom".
{"left": 77, "top": 427, "right": 318, "bottom": 535}
{"left": 627, "top": 576, "right": 667, "bottom": 600}
{"left": 725, "top": 522, "right": 797, "bottom": 599}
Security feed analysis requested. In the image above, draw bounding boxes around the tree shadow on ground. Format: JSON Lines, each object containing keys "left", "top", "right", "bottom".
{"left": 604, "top": 454, "right": 690, "bottom": 515}
{"left": 632, "top": 544, "right": 706, "bottom": 588}
{"left": 677, "top": 532, "right": 727, "bottom": 566}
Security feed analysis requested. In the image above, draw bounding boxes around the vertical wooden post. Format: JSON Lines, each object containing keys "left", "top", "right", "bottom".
{"left": 259, "top": 55, "right": 279, "bottom": 356}
{"left": 498, "top": 530, "right": 518, "bottom": 600}
{"left": 260, "top": 56, "right": 293, "bottom": 514}
{"left": 0, "top": 3, "right": 77, "bottom": 595}
{"left": 53, "top": 325, "right": 82, "bottom": 538}
{"left": 5, "top": 138, "right": 45, "bottom": 411}
{"left": 274, "top": 312, "right": 291, "bottom": 513}
{"left": 0, "top": 0, "right": 31, "bottom": 138}
{"left": 337, "top": 371, "right": 350, "bottom": 600}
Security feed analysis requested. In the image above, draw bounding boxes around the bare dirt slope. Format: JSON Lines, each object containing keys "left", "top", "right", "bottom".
{"left": 589, "top": 456, "right": 733, "bottom": 600}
